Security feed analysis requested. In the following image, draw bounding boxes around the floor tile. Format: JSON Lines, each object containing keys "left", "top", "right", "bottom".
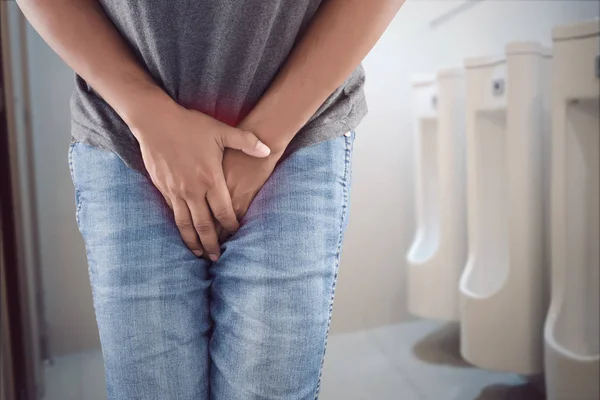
{"left": 320, "top": 330, "right": 421, "bottom": 400}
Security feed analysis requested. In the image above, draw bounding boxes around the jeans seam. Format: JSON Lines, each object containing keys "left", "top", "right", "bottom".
{"left": 68, "top": 141, "right": 83, "bottom": 227}
{"left": 313, "top": 133, "right": 353, "bottom": 399}
{"left": 68, "top": 141, "right": 100, "bottom": 332}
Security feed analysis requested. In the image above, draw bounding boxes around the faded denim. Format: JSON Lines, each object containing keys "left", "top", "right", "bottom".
{"left": 68, "top": 132, "right": 355, "bottom": 400}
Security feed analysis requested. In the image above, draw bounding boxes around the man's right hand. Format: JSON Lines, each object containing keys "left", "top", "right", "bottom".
{"left": 129, "top": 100, "right": 270, "bottom": 261}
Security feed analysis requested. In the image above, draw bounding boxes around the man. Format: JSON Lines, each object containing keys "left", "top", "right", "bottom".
{"left": 18, "top": 0, "right": 404, "bottom": 398}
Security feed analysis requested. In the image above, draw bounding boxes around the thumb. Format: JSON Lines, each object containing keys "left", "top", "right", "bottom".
{"left": 220, "top": 128, "right": 271, "bottom": 158}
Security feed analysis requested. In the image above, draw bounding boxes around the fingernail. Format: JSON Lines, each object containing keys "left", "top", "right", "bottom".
{"left": 255, "top": 140, "right": 271, "bottom": 157}
{"left": 209, "top": 254, "right": 219, "bottom": 262}
{"left": 193, "top": 250, "right": 203, "bottom": 257}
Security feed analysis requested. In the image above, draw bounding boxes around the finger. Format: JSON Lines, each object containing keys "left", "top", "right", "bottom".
{"left": 187, "top": 195, "right": 221, "bottom": 261}
{"left": 172, "top": 198, "right": 203, "bottom": 257}
{"left": 218, "top": 228, "right": 231, "bottom": 244}
{"left": 148, "top": 177, "right": 173, "bottom": 210}
{"left": 206, "top": 178, "right": 239, "bottom": 233}
{"left": 220, "top": 128, "right": 270, "bottom": 158}
{"left": 156, "top": 186, "right": 173, "bottom": 209}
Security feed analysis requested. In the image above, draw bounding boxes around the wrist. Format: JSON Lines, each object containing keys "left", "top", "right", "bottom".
{"left": 238, "top": 118, "right": 293, "bottom": 156}
{"left": 121, "top": 85, "right": 178, "bottom": 138}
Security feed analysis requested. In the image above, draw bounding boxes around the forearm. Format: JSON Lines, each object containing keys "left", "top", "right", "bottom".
{"left": 240, "top": 0, "right": 404, "bottom": 154}
{"left": 17, "top": 0, "right": 173, "bottom": 133}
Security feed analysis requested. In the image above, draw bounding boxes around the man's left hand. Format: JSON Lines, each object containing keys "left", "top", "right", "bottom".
{"left": 216, "top": 147, "right": 281, "bottom": 242}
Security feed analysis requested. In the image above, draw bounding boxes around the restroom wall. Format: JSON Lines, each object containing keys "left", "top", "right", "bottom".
{"left": 331, "top": 0, "right": 600, "bottom": 333}
{"left": 11, "top": 0, "right": 599, "bottom": 357}
{"left": 20, "top": 4, "right": 99, "bottom": 357}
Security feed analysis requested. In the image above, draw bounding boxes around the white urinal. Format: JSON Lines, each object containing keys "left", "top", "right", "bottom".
{"left": 407, "top": 70, "right": 467, "bottom": 321}
{"left": 459, "top": 42, "right": 552, "bottom": 374}
{"left": 544, "top": 19, "right": 600, "bottom": 400}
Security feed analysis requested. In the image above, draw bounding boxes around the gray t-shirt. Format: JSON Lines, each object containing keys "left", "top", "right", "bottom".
{"left": 70, "top": 0, "right": 368, "bottom": 174}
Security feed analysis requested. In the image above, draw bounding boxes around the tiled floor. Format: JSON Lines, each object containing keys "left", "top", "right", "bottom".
{"left": 319, "top": 320, "right": 543, "bottom": 400}
{"left": 43, "top": 319, "right": 544, "bottom": 400}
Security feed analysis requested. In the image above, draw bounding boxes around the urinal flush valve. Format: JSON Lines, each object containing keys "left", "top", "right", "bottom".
{"left": 431, "top": 95, "right": 437, "bottom": 109}
{"left": 492, "top": 79, "right": 505, "bottom": 96}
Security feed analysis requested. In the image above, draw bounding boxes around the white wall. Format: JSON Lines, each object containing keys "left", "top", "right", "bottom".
{"left": 24, "top": 18, "right": 99, "bottom": 356}
{"left": 17, "top": 0, "right": 599, "bottom": 354}
{"left": 330, "top": 0, "right": 600, "bottom": 333}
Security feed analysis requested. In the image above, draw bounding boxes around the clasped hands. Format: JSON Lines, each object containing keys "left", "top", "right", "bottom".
{"left": 131, "top": 102, "right": 283, "bottom": 261}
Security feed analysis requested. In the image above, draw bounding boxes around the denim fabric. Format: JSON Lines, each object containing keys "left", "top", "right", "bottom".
{"left": 68, "top": 132, "right": 354, "bottom": 400}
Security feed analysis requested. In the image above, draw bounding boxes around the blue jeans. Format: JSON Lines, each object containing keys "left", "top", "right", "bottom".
{"left": 68, "top": 132, "right": 354, "bottom": 400}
